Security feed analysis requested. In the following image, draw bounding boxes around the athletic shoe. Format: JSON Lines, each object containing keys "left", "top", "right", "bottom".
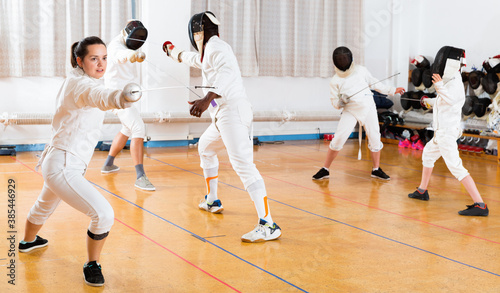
{"left": 371, "top": 168, "right": 390, "bottom": 180}
{"left": 101, "top": 165, "right": 119, "bottom": 174}
{"left": 18, "top": 235, "right": 48, "bottom": 253}
{"left": 135, "top": 175, "right": 156, "bottom": 191}
{"left": 198, "top": 195, "right": 224, "bottom": 213}
{"left": 412, "top": 140, "right": 425, "bottom": 150}
{"left": 398, "top": 139, "right": 411, "bottom": 148}
{"left": 241, "top": 219, "right": 282, "bottom": 243}
{"left": 458, "top": 203, "right": 489, "bottom": 216}
{"left": 83, "top": 261, "right": 105, "bottom": 287}
{"left": 408, "top": 188, "right": 429, "bottom": 201}
{"left": 312, "top": 167, "right": 329, "bottom": 180}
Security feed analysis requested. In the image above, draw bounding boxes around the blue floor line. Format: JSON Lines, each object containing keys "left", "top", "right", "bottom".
{"left": 146, "top": 156, "right": 500, "bottom": 278}
{"left": 90, "top": 180, "right": 307, "bottom": 293}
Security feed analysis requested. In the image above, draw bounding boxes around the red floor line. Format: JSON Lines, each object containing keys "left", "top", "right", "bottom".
{"left": 10, "top": 156, "right": 42, "bottom": 177}
{"left": 114, "top": 218, "right": 241, "bottom": 293}
{"left": 263, "top": 173, "right": 500, "bottom": 245}
{"left": 10, "top": 156, "right": 241, "bottom": 292}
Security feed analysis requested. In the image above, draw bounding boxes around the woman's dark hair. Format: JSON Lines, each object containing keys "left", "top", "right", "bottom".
{"left": 70, "top": 36, "right": 106, "bottom": 68}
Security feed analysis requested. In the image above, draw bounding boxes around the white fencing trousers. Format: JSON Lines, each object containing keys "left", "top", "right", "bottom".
{"left": 27, "top": 147, "right": 114, "bottom": 235}
{"left": 198, "top": 100, "right": 262, "bottom": 189}
{"left": 329, "top": 110, "right": 383, "bottom": 152}
{"left": 116, "top": 106, "right": 146, "bottom": 139}
{"left": 422, "top": 128, "right": 469, "bottom": 181}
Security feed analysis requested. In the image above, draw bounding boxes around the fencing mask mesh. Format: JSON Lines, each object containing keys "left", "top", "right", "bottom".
{"left": 123, "top": 20, "right": 148, "bottom": 50}
{"left": 332, "top": 46, "right": 353, "bottom": 71}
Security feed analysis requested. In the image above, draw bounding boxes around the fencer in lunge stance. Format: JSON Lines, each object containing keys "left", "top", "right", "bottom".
{"left": 18, "top": 36, "right": 142, "bottom": 286}
{"left": 408, "top": 46, "right": 489, "bottom": 216}
{"left": 163, "top": 11, "right": 281, "bottom": 242}
{"left": 312, "top": 46, "right": 405, "bottom": 180}
{"left": 101, "top": 20, "right": 155, "bottom": 191}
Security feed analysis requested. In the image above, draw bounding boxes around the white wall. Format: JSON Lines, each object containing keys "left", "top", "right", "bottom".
{"left": 408, "top": 0, "right": 500, "bottom": 70}
{"left": 4, "top": 0, "right": 498, "bottom": 146}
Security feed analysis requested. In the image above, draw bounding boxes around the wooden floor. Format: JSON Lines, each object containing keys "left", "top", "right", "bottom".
{"left": 1, "top": 139, "right": 500, "bottom": 292}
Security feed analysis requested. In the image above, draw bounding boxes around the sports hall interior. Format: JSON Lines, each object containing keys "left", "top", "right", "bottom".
{"left": 1, "top": 0, "right": 500, "bottom": 292}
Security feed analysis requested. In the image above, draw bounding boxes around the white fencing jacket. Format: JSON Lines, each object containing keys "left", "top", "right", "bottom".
{"left": 104, "top": 34, "right": 139, "bottom": 89}
{"left": 181, "top": 36, "right": 248, "bottom": 118}
{"left": 429, "top": 71, "right": 464, "bottom": 131}
{"left": 48, "top": 67, "right": 127, "bottom": 166}
{"left": 330, "top": 65, "right": 396, "bottom": 124}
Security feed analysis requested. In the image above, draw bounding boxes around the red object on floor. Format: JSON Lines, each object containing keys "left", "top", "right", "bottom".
{"left": 398, "top": 139, "right": 411, "bottom": 148}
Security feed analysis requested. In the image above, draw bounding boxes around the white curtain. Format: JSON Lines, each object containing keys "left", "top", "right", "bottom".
{"left": 192, "top": 0, "right": 364, "bottom": 78}
{"left": 0, "top": 0, "right": 132, "bottom": 77}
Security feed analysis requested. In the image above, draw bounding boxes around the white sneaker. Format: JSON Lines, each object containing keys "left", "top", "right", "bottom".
{"left": 198, "top": 195, "right": 224, "bottom": 213}
{"left": 135, "top": 175, "right": 156, "bottom": 191}
{"left": 101, "top": 164, "right": 119, "bottom": 174}
{"left": 241, "top": 219, "right": 282, "bottom": 243}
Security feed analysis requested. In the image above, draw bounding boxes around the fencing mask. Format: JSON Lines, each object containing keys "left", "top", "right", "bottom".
{"left": 422, "top": 68, "right": 434, "bottom": 88}
{"left": 482, "top": 55, "right": 500, "bottom": 73}
{"left": 468, "top": 70, "right": 484, "bottom": 89}
{"left": 412, "top": 68, "right": 425, "bottom": 90}
{"left": 462, "top": 95, "right": 477, "bottom": 117}
{"left": 432, "top": 46, "right": 466, "bottom": 81}
{"left": 122, "top": 20, "right": 148, "bottom": 50}
{"left": 332, "top": 47, "right": 353, "bottom": 71}
{"left": 473, "top": 97, "right": 492, "bottom": 117}
{"left": 188, "top": 11, "right": 220, "bottom": 61}
{"left": 400, "top": 91, "right": 412, "bottom": 111}
{"left": 411, "top": 55, "right": 431, "bottom": 69}
{"left": 481, "top": 72, "right": 500, "bottom": 95}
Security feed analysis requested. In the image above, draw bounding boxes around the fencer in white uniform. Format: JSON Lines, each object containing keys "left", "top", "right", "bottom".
{"left": 408, "top": 46, "right": 489, "bottom": 216}
{"left": 164, "top": 11, "right": 281, "bottom": 243}
{"left": 102, "top": 20, "right": 155, "bottom": 191}
{"left": 19, "top": 36, "right": 141, "bottom": 286}
{"left": 312, "top": 46, "right": 405, "bottom": 181}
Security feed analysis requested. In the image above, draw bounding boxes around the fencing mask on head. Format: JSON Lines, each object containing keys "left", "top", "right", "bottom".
{"left": 122, "top": 20, "right": 148, "bottom": 50}
{"left": 432, "top": 46, "right": 466, "bottom": 81}
{"left": 332, "top": 46, "right": 353, "bottom": 71}
{"left": 188, "top": 11, "right": 220, "bottom": 61}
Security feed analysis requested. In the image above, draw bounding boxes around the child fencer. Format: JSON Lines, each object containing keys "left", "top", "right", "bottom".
{"left": 163, "top": 11, "right": 281, "bottom": 243}
{"left": 101, "top": 20, "right": 155, "bottom": 191}
{"left": 408, "top": 46, "right": 488, "bottom": 216}
{"left": 19, "top": 36, "right": 142, "bottom": 286}
{"left": 312, "top": 46, "right": 405, "bottom": 181}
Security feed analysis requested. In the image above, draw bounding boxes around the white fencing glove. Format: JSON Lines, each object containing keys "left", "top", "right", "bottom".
{"left": 163, "top": 41, "right": 183, "bottom": 62}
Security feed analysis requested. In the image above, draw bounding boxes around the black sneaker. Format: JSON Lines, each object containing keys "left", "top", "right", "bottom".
{"left": 83, "top": 261, "right": 105, "bottom": 287}
{"left": 18, "top": 235, "right": 48, "bottom": 252}
{"left": 371, "top": 168, "right": 390, "bottom": 180}
{"left": 408, "top": 189, "right": 430, "bottom": 201}
{"left": 458, "top": 203, "right": 489, "bottom": 216}
{"left": 312, "top": 168, "right": 329, "bottom": 180}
